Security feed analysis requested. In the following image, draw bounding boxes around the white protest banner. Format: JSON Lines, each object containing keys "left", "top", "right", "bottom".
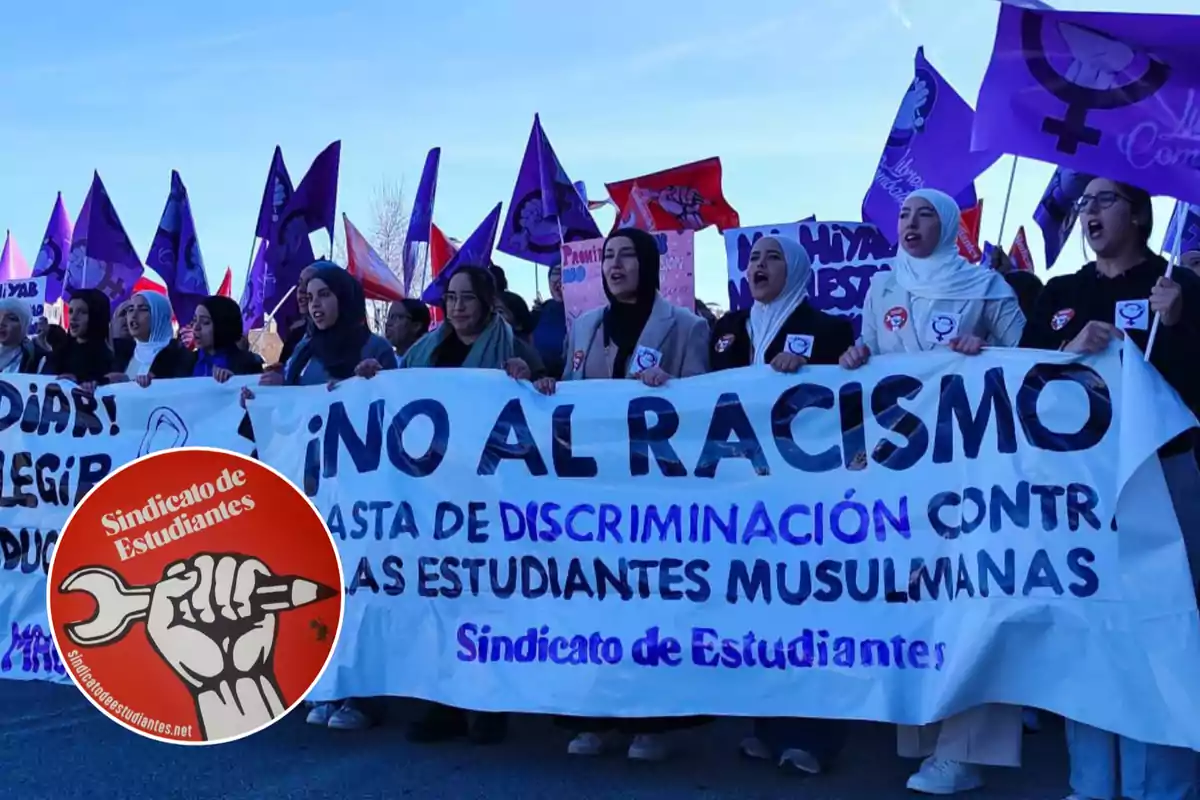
{"left": 247, "top": 340, "right": 1200, "bottom": 750}
{"left": 561, "top": 231, "right": 695, "bottom": 323}
{"left": 724, "top": 221, "right": 896, "bottom": 339}
{"left": 0, "top": 277, "right": 48, "bottom": 328}
{"left": 0, "top": 376, "right": 252, "bottom": 684}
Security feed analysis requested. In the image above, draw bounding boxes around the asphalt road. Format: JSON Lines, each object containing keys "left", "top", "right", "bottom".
{"left": 2, "top": 681, "right": 1070, "bottom": 800}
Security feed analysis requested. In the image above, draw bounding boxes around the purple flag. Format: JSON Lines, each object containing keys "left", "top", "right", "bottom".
{"left": 0, "top": 232, "right": 29, "bottom": 281}
{"left": 422, "top": 203, "right": 502, "bottom": 305}
{"left": 286, "top": 141, "right": 341, "bottom": 242}
{"left": 261, "top": 143, "right": 339, "bottom": 326}
{"left": 255, "top": 146, "right": 294, "bottom": 241}
{"left": 31, "top": 193, "right": 73, "bottom": 303}
{"left": 146, "top": 171, "right": 210, "bottom": 325}
{"left": 1163, "top": 201, "right": 1200, "bottom": 256}
{"left": 240, "top": 240, "right": 267, "bottom": 330}
{"left": 402, "top": 147, "right": 441, "bottom": 294}
{"left": 1032, "top": 167, "right": 1092, "bottom": 267}
{"left": 66, "top": 172, "right": 144, "bottom": 307}
{"left": 975, "top": 5, "right": 1200, "bottom": 204}
{"left": 862, "top": 48, "right": 1001, "bottom": 238}
{"left": 498, "top": 115, "right": 601, "bottom": 266}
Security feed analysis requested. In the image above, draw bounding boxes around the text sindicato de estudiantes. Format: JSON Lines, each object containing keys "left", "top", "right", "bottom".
{"left": 100, "top": 468, "right": 257, "bottom": 561}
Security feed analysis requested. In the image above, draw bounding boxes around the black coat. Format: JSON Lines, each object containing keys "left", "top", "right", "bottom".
{"left": 113, "top": 338, "right": 197, "bottom": 379}
{"left": 709, "top": 303, "right": 854, "bottom": 371}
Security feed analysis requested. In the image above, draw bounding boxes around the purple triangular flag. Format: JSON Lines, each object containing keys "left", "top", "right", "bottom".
{"left": 286, "top": 141, "right": 341, "bottom": 242}
{"left": 402, "top": 147, "right": 441, "bottom": 294}
{"left": 974, "top": 5, "right": 1200, "bottom": 204}
{"left": 66, "top": 172, "right": 144, "bottom": 307}
{"left": 498, "top": 115, "right": 601, "bottom": 266}
{"left": 1032, "top": 167, "right": 1091, "bottom": 268}
{"left": 146, "top": 171, "right": 211, "bottom": 325}
{"left": 1162, "top": 201, "right": 1200, "bottom": 257}
{"left": 261, "top": 143, "right": 339, "bottom": 326}
{"left": 422, "top": 203, "right": 502, "bottom": 305}
{"left": 255, "top": 146, "right": 294, "bottom": 241}
{"left": 0, "top": 232, "right": 30, "bottom": 281}
{"left": 240, "top": 240, "right": 267, "bottom": 330}
{"left": 863, "top": 47, "right": 1001, "bottom": 239}
{"left": 31, "top": 193, "right": 73, "bottom": 304}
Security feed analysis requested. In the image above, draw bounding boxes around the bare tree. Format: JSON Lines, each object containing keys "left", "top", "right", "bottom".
{"left": 364, "top": 180, "right": 408, "bottom": 333}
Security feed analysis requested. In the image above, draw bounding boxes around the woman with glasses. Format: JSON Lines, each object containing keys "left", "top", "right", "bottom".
{"left": 384, "top": 299, "right": 431, "bottom": 358}
{"left": 400, "top": 265, "right": 542, "bottom": 747}
{"left": 841, "top": 188, "right": 1027, "bottom": 796}
{"left": 1022, "top": 177, "right": 1200, "bottom": 800}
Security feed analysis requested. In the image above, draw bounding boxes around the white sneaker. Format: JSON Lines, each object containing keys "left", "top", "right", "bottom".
{"left": 327, "top": 700, "right": 373, "bottom": 730}
{"left": 738, "top": 736, "right": 772, "bottom": 761}
{"left": 567, "top": 732, "right": 605, "bottom": 756}
{"left": 779, "top": 748, "right": 822, "bottom": 775}
{"left": 905, "top": 758, "right": 984, "bottom": 795}
{"left": 627, "top": 733, "right": 668, "bottom": 762}
{"left": 305, "top": 702, "right": 337, "bottom": 726}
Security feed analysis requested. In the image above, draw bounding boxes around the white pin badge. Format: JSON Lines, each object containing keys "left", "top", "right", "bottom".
{"left": 925, "top": 311, "right": 961, "bottom": 345}
{"left": 784, "top": 334, "right": 814, "bottom": 358}
{"left": 630, "top": 346, "right": 662, "bottom": 375}
{"left": 1114, "top": 299, "right": 1149, "bottom": 331}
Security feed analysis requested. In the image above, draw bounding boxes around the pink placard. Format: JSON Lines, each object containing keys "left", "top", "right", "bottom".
{"left": 561, "top": 230, "right": 695, "bottom": 323}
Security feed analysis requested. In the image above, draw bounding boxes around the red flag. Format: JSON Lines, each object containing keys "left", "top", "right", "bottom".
{"left": 956, "top": 201, "right": 984, "bottom": 263}
{"left": 605, "top": 157, "right": 740, "bottom": 233}
{"left": 217, "top": 268, "right": 233, "bottom": 298}
{"left": 613, "top": 184, "right": 658, "bottom": 232}
{"left": 344, "top": 214, "right": 407, "bottom": 302}
{"left": 1009, "top": 226, "right": 1035, "bottom": 272}
{"left": 427, "top": 223, "right": 459, "bottom": 324}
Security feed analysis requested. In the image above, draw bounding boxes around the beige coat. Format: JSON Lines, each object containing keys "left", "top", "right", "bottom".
{"left": 859, "top": 270, "right": 1025, "bottom": 355}
{"left": 563, "top": 295, "right": 710, "bottom": 381}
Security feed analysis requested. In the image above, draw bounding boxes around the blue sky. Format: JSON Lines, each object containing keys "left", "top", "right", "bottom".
{"left": 0, "top": 0, "right": 1196, "bottom": 310}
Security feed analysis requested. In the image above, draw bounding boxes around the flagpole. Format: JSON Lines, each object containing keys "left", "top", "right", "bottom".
{"left": 251, "top": 284, "right": 298, "bottom": 351}
{"left": 1145, "top": 202, "right": 1188, "bottom": 362}
{"left": 996, "top": 156, "right": 1020, "bottom": 246}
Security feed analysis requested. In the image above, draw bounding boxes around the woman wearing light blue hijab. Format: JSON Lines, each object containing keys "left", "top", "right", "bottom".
{"left": 110, "top": 291, "right": 195, "bottom": 385}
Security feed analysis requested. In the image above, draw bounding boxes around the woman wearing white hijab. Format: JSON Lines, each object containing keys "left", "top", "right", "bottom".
{"left": 0, "top": 298, "right": 48, "bottom": 374}
{"left": 841, "top": 188, "right": 1025, "bottom": 369}
{"left": 710, "top": 235, "right": 853, "bottom": 373}
{"left": 842, "top": 188, "right": 1027, "bottom": 796}
{"left": 110, "top": 291, "right": 195, "bottom": 386}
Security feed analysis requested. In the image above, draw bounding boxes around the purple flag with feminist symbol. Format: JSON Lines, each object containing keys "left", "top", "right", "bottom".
{"left": 147, "top": 171, "right": 211, "bottom": 325}
{"left": 498, "top": 115, "right": 601, "bottom": 267}
{"left": 255, "top": 146, "right": 294, "bottom": 241}
{"left": 66, "top": 173, "right": 144, "bottom": 307}
{"left": 974, "top": 5, "right": 1200, "bottom": 204}
{"left": 862, "top": 47, "right": 1001, "bottom": 238}
{"left": 32, "top": 193, "right": 73, "bottom": 304}
{"left": 422, "top": 203, "right": 502, "bottom": 305}
{"left": 402, "top": 147, "right": 441, "bottom": 295}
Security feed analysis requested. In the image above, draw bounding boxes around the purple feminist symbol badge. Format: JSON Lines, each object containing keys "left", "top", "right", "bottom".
{"left": 1021, "top": 12, "right": 1169, "bottom": 155}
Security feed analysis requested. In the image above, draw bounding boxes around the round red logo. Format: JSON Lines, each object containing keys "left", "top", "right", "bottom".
{"left": 884, "top": 306, "right": 909, "bottom": 331}
{"left": 1051, "top": 308, "right": 1075, "bottom": 331}
{"left": 47, "top": 447, "right": 344, "bottom": 745}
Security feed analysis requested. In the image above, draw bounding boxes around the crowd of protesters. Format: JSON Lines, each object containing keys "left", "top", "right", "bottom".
{"left": 21, "top": 178, "right": 1200, "bottom": 800}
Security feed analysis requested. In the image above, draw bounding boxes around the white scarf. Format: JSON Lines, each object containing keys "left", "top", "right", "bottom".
{"left": 747, "top": 236, "right": 812, "bottom": 365}
{"left": 892, "top": 189, "right": 1014, "bottom": 335}
{"left": 893, "top": 189, "right": 1014, "bottom": 301}
{"left": 0, "top": 298, "right": 31, "bottom": 374}
{"left": 127, "top": 291, "right": 175, "bottom": 378}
